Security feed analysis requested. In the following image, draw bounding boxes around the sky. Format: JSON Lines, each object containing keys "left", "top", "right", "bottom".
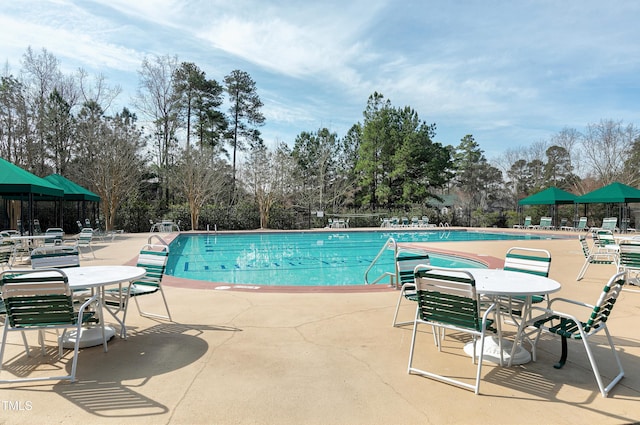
{"left": 2, "top": 0, "right": 640, "bottom": 159}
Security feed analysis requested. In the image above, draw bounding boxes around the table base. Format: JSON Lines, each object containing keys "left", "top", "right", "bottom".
{"left": 463, "top": 336, "right": 531, "bottom": 365}
{"left": 60, "top": 326, "right": 116, "bottom": 349}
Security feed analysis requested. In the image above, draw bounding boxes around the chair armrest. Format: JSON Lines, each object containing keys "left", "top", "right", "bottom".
{"left": 547, "top": 296, "right": 594, "bottom": 310}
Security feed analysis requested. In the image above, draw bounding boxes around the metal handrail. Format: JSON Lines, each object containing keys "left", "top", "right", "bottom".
{"left": 148, "top": 234, "right": 169, "bottom": 246}
{"left": 364, "top": 237, "right": 398, "bottom": 285}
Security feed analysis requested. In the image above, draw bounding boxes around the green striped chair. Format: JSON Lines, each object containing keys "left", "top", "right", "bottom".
{"left": 75, "top": 228, "right": 95, "bottom": 259}
{"left": 104, "top": 244, "right": 171, "bottom": 337}
{"left": 617, "top": 242, "right": 640, "bottom": 286}
{"left": 531, "top": 271, "right": 626, "bottom": 397}
{"left": 30, "top": 246, "right": 80, "bottom": 269}
{"left": 576, "top": 234, "right": 617, "bottom": 281}
{"left": 408, "top": 267, "right": 498, "bottom": 395}
{"left": 0, "top": 269, "right": 107, "bottom": 383}
{"left": 503, "top": 247, "right": 552, "bottom": 316}
{"left": 391, "top": 249, "right": 430, "bottom": 327}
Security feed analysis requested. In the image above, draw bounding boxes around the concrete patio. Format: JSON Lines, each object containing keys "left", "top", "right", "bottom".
{"left": 1, "top": 229, "right": 639, "bottom": 424}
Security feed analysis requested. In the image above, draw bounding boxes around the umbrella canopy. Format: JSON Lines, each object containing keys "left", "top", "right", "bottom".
{"left": 44, "top": 174, "right": 100, "bottom": 202}
{"left": 576, "top": 182, "right": 640, "bottom": 204}
{"left": 0, "top": 157, "right": 64, "bottom": 197}
{"left": 518, "top": 187, "right": 577, "bottom": 205}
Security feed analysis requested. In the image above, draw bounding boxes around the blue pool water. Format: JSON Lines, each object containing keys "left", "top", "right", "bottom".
{"left": 166, "top": 230, "right": 554, "bottom": 287}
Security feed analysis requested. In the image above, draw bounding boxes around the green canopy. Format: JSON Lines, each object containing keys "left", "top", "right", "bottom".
{"left": 0, "top": 157, "right": 63, "bottom": 197}
{"left": 576, "top": 182, "right": 640, "bottom": 204}
{"left": 518, "top": 187, "right": 577, "bottom": 205}
{"left": 44, "top": 174, "right": 100, "bottom": 202}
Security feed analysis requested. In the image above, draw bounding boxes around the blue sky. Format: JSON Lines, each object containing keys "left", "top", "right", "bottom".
{"left": 2, "top": 1, "right": 640, "bottom": 159}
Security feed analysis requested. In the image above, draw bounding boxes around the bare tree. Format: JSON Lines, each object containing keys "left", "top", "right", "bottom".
{"left": 581, "top": 119, "right": 638, "bottom": 185}
{"left": 171, "top": 147, "right": 229, "bottom": 230}
{"left": 85, "top": 109, "right": 144, "bottom": 231}
{"left": 242, "top": 143, "right": 292, "bottom": 229}
{"left": 77, "top": 68, "right": 122, "bottom": 113}
{"left": 133, "top": 55, "right": 181, "bottom": 203}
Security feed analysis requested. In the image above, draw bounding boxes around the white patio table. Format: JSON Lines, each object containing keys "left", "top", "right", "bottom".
{"left": 459, "top": 268, "right": 561, "bottom": 366}
{"left": 63, "top": 266, "right": 146, "bottom": 347}
{"left": 23, "top": 266, "right": 146, "bottom": 348}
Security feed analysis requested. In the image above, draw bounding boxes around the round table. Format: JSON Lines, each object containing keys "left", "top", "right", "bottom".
{"left": 61, "top": 266, "right": 146, "bottom": 348}
{"left": 461, "top": 268, "right": 562, "bottom": 365}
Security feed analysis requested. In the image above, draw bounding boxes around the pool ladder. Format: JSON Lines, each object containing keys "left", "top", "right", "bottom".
{"left": 364, "top": 237, "right": 398, "bottom": 285}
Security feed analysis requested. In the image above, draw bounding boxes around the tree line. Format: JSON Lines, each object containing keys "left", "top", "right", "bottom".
{"left": 2, "top": 47, "right": 640, "bottom": 232}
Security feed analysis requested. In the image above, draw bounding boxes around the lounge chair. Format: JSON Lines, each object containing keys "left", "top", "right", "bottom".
{"left": 513, "top": 216, "right": 532, "bottom": 229}
{"left": 592, "top": 217, "right": 618, "bottom": 233}
{"left": 572, "top": 217, "right": 589, "bottom": 232}
{"left": 535, "top": 217, "right": 553, "bottom": 230}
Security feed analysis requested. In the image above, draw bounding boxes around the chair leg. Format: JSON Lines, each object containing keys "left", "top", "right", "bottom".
{"left": 583, "top": 327, "right": 625, "bottom": 397}
{"left": 577, "top": 260, "right": 590, "bottom": 281}
{"left": 134, "top": 287, "right": 172, "bottom": 321}
{"left": 392, "top": 285, "right": 415, "bottom": 327}
{"left": 553, "top": 336, "right": 568, "bottom": 369}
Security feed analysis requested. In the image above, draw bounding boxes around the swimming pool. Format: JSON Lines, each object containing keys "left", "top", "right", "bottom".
{"left": 165, "top": 230, "right": 554, "bottom": 287}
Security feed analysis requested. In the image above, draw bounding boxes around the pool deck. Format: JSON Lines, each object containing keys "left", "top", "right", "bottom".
{"left": 1, "top": 228, "right": 639, "bottom": 424}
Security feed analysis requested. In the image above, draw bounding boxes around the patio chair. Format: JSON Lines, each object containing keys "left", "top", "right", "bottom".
{"left": 30, "top": 246, "right": 80, "bottom": 270}
{"left": 43, "top": 228, "right": 64, "bottom": 246}
{"left": 576, "top": 234, "right": 617, "bottom": 281}
{"left": 513, "top": 216, "right": 532, "bottom": 229}
{"left": 32, "top": 219, "right": 42, "bottom": 235}
{"left": 617, "top": 241, "right": 640, "bottom": 284}
{"left": 391, "top": 249, "right": 431, "bottom": 327}
{"left": 74, "top": 228, "right": 95, "bottom": 259}
{"left": 0, "top": 246, "right": 11, "bottom": 271}
{"left": 537, "top": 216, "right": 553, "bottom": 230}
{"left": 0, "top": 269, "right": 107, "bottom": 383}
{"left": 16, "top": 219, "right": 25, "bottom": 235}
{"left": 601, "top": 217, "right": 618, "bottom": 232}
{"left": 30, "top": 246, "right": 88, "bottom": 302}
{"left": 594, "top": 230, "right": 619, "bottom": 255}
{"left": 574, "top": 216, "right": 588, "bottom": 232}
{"left": 503, "top": 247, "right": 552, "bottom": 309}
{"left": 530, "top": 271, "right": 626, "bottom": 397}
{"left": 104, "top": 244, "right": 172, "bottom": 331}
{"left": 407, "top": 267, "right": 498, "bottom": 395}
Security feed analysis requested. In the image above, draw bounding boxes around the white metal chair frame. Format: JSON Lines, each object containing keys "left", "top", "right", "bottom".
{"left": 104, "top": 244, "right": 172, "bottom": 338}
{"left": 407, "top": 267, "right": 499, "bottom": 395}
{"left": 530, "top": 271, "right": 626, "bottom": 398}
{"left": 577, "top": 234, "right": 618, "bottom": 281}
{"left": 391, "top": 249, "right": 431, "bottom": 327}
{"left": 0, "top": 269, "right": 107, "bottom": 383}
